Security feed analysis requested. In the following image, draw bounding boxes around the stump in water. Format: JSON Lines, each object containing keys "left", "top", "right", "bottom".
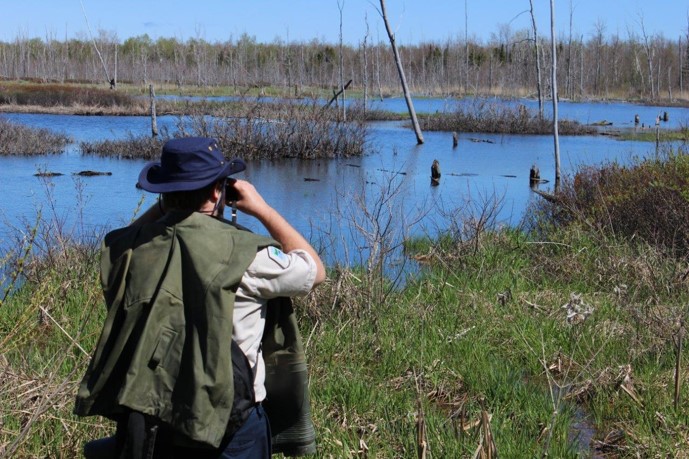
{"left": 529, "top": 164, "right": 540, "bottom": 187}
{"left": 431, "top": 160, "right": 441, "bottom": 186}
{"left": 452, "top": 132, "right": 458, "bottom": 148}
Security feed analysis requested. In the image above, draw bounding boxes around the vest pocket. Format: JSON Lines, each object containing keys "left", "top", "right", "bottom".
{"left": 149, "top": 327, "right": 178, "bottom": 370}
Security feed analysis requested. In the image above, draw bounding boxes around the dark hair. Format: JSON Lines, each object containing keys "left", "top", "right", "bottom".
{"left": 162, "top": 180, "right": 223, "bottom": 211}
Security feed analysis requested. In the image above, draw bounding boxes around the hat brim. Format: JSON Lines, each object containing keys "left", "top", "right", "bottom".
{"left": 137, "top": 158, "right": 246, "bottom": 193}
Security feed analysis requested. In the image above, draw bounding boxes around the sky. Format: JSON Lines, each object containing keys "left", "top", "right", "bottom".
{"left": 0, "top": 1, "right": 686, "bottom": 46}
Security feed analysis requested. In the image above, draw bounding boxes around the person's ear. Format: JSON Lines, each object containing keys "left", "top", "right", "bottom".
{"left": 210, "top": 183, "right": 223, "bottom": 203}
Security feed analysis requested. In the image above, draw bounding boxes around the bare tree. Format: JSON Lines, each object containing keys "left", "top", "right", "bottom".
{"left": 465, "top": 0, "right": 469, "bottom": 96}
{"left": 592, "top": 19, "right": 606, "bottom": 96}
{"left": 528, "top": 0, "right": 544, "bottom": 118}
{"left": 378, "top": 0, "right": 424, "bottom": 144}
{"left": 550, "top": 0, "right": 561, "bottom": 191}
{"left": 566, "top": 0, "right": 574, "bottom": 98}
{"left": 337, "top": 0, "right": 346, "bottom": 120}
{"left": 79, "top": 0, "right": 112, "bottom": 86}
{"left": 639, "top": 13, "right": 656, "bottom": 99}
{"left": 363, "top": 13, "right": 370, "bottom": 113}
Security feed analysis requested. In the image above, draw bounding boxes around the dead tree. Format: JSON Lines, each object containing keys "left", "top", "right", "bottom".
{"left": 80, "top": 0, "right": 112, "bottom": 87}
{"left": 150, "top": 84, "right": 158, "bottom": 138}
{"left": 338, "top": 0, "right": 346, "bottom": 120}
{"left": 529, "top": 0, "right": 544, "bottom": 118}
{"left": 550, "top": 0, "right": 561, "bottom": 191}
{"left": 378, "top": 0, "right": 424, "bottom": 144}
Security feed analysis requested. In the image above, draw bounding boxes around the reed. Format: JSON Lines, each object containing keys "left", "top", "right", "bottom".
{"left": 0, "top": 82, "right": 136, "bottom": 108}
{"left": 79, "top": 98, "right": 368, "bottom": 160}
{"left": 419, "top": 98, "right": 596, "bottom": 135}
{"left": 0, "top": 118, "right": 71, "bottom": 155}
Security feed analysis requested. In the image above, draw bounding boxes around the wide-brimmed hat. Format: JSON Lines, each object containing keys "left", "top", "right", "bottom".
{"left": 137, "top": 137, "right": 245, "bottom": 193}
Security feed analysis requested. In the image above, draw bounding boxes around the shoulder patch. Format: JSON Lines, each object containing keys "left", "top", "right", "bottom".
{"left": 267, "top": 246, "right": 290, "bottom": 269}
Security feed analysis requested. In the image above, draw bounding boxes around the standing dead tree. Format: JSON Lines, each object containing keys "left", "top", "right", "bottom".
{"left": 377, "top": 0, "right": 424, "bottom": 145}
{"left": 79, "top": 0, "right": 112, "bottom": 87}
{"left": 338, "top": 0, "right": 347, "bottom": 120}
{"left": 550, "top": 0, "right": 561, "bottom": 191}
{"left": 528, "top": 0, "right": 544, "bottom": 118}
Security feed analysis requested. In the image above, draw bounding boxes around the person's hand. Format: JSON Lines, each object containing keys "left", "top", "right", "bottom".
{"left": 226, "top": 179, "right": 270, "bottom": 218}
{"left": 227, "top": 179, "right": 326, "bottom": 285}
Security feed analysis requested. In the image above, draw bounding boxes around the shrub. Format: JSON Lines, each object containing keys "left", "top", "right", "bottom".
{"left": 526, "top": 144, "right": 689, "bottom": 258}
{"left": 420, "top": 98, "right": 596, "bottom": 135}
{"left": 0, "top": 117, "right": 71, "bottom": 155}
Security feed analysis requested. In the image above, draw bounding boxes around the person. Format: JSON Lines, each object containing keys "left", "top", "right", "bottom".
{"left": 74, "top": 137, "right": 326, "bottom": 458}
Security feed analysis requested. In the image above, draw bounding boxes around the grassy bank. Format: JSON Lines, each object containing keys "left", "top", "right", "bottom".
{"left": 1, "top": 147, "right": 689, "bottom": 457}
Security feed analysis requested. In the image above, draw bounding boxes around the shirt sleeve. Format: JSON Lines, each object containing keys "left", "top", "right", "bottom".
{"left": 239, "top": 246, "right": 317, "bottom": 299}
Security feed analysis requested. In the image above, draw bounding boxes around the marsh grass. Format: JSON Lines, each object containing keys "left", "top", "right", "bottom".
{"left": 79, "top": 97, "right": 368, "bottom": 161}
{"left": 420, "top": 98, "right": 596, "bottom": 135}
{"left": 0, "top": 118, "right": 71, "bottom": 156}
{"left": 0, "top": 82, "right": 135, "bottom": 109}
{"left": 0, "top": 179, "right": 114, "bottom": 457}
{"left": 80, "top": 134, "right": 164, "bottom": 160}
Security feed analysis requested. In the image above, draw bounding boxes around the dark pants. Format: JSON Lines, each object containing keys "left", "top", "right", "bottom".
{"left": 83, "top": 405, "right": 271, "bottom": 459}
{"left": 218, "top": 404, "right": 271, "bottom": 459}
{"left": 175, "top": 405, "right": 271, "bottom": 459}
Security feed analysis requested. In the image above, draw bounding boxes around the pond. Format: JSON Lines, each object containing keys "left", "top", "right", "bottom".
{"left": 2, "top": 98, "right": 688, "bottom": 270}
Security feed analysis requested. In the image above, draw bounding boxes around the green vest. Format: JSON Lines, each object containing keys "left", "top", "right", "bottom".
{"left": 74, "top": 211, "right": 277, "bottom": 448}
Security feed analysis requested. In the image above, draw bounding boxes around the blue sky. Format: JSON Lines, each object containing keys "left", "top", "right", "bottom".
{"left": 0, "top": 1, "right": 686, "bottom": 45}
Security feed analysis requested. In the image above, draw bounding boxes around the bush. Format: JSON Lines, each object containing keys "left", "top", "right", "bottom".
{"left": 80, "top": 134, "right": 164, "bottom": 160}
{"left": 526, "top": 144, "right": 689, "bottom": 258}
{"left": 0, "top": 117, "right": 71, "bottom": 155}
{"left": 420, "top": 98, "right": 596, "bottom": 135}
{"left": 176, "top": 98, "right": 368, "bottom": 159}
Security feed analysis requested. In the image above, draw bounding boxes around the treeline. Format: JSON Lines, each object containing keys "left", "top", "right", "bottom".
{"left": 1, "top": 28, "right": 688, "bottom": 102}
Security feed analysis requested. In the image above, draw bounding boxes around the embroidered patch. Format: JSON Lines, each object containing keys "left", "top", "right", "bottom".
{"left": 267, "top": 246, "right": 290, "bottom": 269}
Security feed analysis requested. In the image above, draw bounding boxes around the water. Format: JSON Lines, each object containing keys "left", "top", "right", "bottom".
{"left": 2, "top": 99, "right": 687, "bottom": 268}
{"left": 154, "top": 94, "right": 689, "bottom": 129}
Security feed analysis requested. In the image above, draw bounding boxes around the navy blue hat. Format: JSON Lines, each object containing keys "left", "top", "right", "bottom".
{"left": 137, "top": 137, "right": 245, "bottom": 193}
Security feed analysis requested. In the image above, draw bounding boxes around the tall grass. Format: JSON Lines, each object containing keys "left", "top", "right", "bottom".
{"left": 0, "top": 180, "right": 111, "bottom": 457}
{"left": 79, "top": 98, "right": 368, "bottom": 160}
{"left": 0, "top": 118, "right": 71, "bottom": 156}
{"left": 0, "top": 83, "right": 135, "bottom": 108}
{"left": 420, "top": 98, "right": 596, "bottom": 135}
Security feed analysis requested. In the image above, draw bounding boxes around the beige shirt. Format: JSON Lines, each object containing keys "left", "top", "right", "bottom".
{"left": 234, "top": 246, "right": 317, "bottom": 402}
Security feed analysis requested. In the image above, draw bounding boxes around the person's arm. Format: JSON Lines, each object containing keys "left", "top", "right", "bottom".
{"left": 229, "top": 179, "right": 326, "bottom": 286}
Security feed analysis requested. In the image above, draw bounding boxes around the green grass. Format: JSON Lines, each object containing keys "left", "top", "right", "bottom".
{"left": 2, "top": 153, "right": 689, "bottom": 457}
{"left": 615, "top": 127, "right": 689, "bottom": 142}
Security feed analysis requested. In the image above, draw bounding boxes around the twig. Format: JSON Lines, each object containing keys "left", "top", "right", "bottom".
{"left": 38, "top": 305, "right": 89, "bottom": 356}
{"left": 620, "top": 383, "right": 644, "bottom": 408}
{"left": 304, "top": 319, "right": 319, "bottom": 352}
{"left": 414, "top": 370, "right": 428, "bottom": 459}
{"left": 674, "top": 326, "right": 684, "bottom": 410}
